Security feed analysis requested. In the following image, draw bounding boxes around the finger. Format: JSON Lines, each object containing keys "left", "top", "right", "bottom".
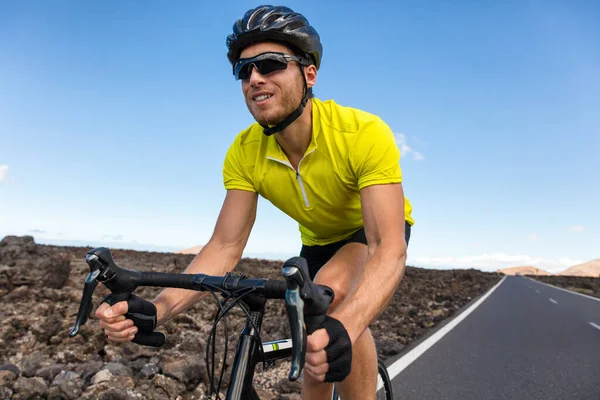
{"left": 303, "top": 366, "right": 325, "bottom": 383}
{"left": 306, "top": 328, "right": 330, "bottom": 352}
{"left": 105, "top": 326, "right": 138, "bottom": 340}
{"left": 98, "top": 313, "right": 127, "bottom": 326}
{"left": 305, "top": 349, "right": 328, "bottom": 367}
{"left": 304, "top": 360, "right": 329, "bottom": 376}
{"left": 99, "top": 318, "right": 134, "bottom": 333}
{"left": 95, "top": 302, "right": 110, "bottom": 319}
{"left": 106, "top": 331, "right": 137, "bottom": 343}
{"left": 103, "top": 301, "right": 129, "bottom": 319}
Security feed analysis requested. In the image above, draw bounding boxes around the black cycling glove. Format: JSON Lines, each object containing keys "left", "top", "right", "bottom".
{"left": 321, "top": 315, "right": 353, "bottom": 382}
{"left": 103, "top": 294, "right": 157, "bottom": 333}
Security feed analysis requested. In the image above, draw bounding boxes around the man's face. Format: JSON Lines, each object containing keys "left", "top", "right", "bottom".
{"left": 238, "top": 42, "right": 307, "bottom": 127}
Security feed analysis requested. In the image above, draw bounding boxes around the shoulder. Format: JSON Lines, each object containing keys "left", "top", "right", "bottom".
{"left": 225, "top": 122, "right": 264, "bottom": 159}
{"left": 230, "top": 122, "right": 264, "bottom": 148}
{"left": 313, "top": 98, "right": 392, "bottom": 137}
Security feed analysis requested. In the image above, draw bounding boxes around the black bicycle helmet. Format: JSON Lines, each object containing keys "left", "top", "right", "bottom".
{"left": 226, "top": 5, "right": 322, "bottom": 69}
{"left": 226, "top": 5, "right": 323, "bottom": 136}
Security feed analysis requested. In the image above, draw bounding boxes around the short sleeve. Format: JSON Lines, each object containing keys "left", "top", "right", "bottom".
{"left": 350, "top": 118, "right": 403, "bottom": 190}
{"left": 223, "top": 137, "right": 256, "bottom": 192}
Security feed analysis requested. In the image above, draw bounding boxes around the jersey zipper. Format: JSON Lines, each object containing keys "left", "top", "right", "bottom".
{"left": 267, "top": 148, "right": 315, "bottom": 208}
{"left": 295, "top": 171, "right": 310, "bottom": 208}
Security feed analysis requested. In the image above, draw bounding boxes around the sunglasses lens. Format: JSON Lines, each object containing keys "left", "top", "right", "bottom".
{"left": 234, "top": 55, "right": 289, "bottom": 80}
{"left": 257, "top": 58, "right": 288, "bottom": 75}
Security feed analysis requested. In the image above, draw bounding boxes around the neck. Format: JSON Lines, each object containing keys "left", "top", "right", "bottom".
{"left": 274, "top": 99, "right": 313, "bottom": 163}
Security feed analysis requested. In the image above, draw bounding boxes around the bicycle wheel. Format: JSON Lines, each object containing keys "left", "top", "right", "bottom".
{"left": 330, "top": 358, "right": 393, "bottom": 400}
{"left": 376, "top": 358, "right": 394, "bottom": 400}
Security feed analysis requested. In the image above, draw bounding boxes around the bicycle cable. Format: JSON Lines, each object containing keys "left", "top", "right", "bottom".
{"left": 212, "top": 286, "right": 268, "bottom": 365}
{"left": 202, "top": 284, "right": 267, "bottom": 399}
{"left": 196, "top": 283, "right": 230, "bottom": 398}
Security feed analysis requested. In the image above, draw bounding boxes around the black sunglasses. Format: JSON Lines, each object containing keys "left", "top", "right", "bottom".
{"left": 233, "top": 52, "right": 308, "bottom": 81}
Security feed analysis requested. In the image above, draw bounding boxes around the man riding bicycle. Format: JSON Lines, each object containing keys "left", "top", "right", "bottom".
{"left": 96, "top": 5, "right": 414, "bottom": 399}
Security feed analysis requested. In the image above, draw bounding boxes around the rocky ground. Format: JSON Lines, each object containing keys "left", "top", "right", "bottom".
{"left": 526, "top": 275, "right": 600, "bottom": 299}
{"left": 0, "top": 235, "right": 504, "bottom": 399}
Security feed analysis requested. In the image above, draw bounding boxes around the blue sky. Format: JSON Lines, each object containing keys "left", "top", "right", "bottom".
{"left": 1, "top": 1, "right": 598, "bottom": 273}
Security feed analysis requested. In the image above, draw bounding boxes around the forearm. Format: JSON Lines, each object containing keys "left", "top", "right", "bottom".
{"left": 152, "top": 240, "right": 243, "bottom": 326}
{"left": 330, "top": 244, "right": 406, "bottom": 342}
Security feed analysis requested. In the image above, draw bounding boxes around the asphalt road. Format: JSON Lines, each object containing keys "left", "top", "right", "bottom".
{"left": 389, "top": 276, "right": 600, "bottom": 400}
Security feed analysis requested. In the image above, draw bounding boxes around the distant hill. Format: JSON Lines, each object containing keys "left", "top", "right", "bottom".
{"left": 497, "top": 266, "right": 551, "bottom": 276}
{"left": 557, "top": 259, "right": 600, "bottom": 277}
{"left": 174, "top": 244, "right": 204, "bottom": 255}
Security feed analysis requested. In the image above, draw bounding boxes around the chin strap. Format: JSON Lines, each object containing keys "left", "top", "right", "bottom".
{"left": 261, "top": 64, "right": 310, "bottom": 136}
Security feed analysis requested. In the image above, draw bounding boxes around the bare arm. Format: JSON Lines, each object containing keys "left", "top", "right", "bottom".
{"left": 330, "top": 182, "right": 407, "bottom": 342}
{"left": 153, "top": 189, "right": 258, "bottom": 326}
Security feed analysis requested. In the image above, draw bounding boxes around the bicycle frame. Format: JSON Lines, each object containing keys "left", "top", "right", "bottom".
{"left": 224, "top": 293, "right": 391, "bottom": 400}
{"left": 224, "top": 291, "right": 293, "bottom": 399}
{"left": 68, "top": 248, "right": 335, "bottom": 400}
{"left": 224, "top": 292, "right": 379, "bottom": 400}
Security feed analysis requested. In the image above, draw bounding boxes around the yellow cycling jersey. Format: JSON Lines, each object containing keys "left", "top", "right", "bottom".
{"left": 223, "top": 97, "right": 414, "bottom": 246}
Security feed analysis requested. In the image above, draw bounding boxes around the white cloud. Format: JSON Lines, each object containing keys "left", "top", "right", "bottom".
{"left": 0, "top": 165, "right": 8, "bottom": 183}
{"left": 101, "top": 234, "right": 124, "bottom": 241}
{"left": 570, "top": 225, "right": 585, "bottom": 232}
{"left": 414, "top": 252, "right": 585, "bottom": 274}
{"left": 528, "top": 233, "right": 538, "bottom": 241}
{"left": 557, "top": 257, "right": 584, "bottom": 267}
{"left": 394, "top": 134, "right": 425, "bottom": 161}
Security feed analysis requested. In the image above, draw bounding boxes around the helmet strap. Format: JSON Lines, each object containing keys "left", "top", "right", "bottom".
{"left": 261, "top": 64, "right": 310, "bottom": 136}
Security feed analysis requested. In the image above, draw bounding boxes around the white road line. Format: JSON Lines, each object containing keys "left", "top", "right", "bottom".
{"left": 527, "top": 277, "right": 600, "bottom": 303}
{"left": 590, "top": 322, "right": 600, "bottom": 332}
{"left": 386, "top": 276, "right": 506, "bottom": 381}
{"left": 549, "top": 298, "right": 558, "bottom": 304}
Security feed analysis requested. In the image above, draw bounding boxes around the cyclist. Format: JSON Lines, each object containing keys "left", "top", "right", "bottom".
{"left": 96, "top": 5, "right": 414, "bottom": 399}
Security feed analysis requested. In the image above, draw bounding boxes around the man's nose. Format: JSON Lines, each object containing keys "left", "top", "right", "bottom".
{"left": 248, "top": 64, "right": 266, "bottom": 85}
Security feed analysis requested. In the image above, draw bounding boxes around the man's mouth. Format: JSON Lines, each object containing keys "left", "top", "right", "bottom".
{"left": 253, "top": 93, "right": 273, "bottom": 102}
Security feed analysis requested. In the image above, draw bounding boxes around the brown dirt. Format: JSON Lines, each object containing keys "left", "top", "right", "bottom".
{"left": 0, "top": 235, "right": 502, "bottom": 399}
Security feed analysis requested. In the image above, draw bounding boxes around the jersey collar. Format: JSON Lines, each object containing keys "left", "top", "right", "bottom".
{"left": 265, "top": 99, "right": 321, "bottom": 162}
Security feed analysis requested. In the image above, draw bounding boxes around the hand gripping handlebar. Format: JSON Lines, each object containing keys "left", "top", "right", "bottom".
{"left": 69, "top": 247, "right": 334, "bottom": 381}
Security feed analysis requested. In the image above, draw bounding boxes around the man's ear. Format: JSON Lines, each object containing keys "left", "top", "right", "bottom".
{"left": 305, "top": 64, "right": 317, "bottom": 90}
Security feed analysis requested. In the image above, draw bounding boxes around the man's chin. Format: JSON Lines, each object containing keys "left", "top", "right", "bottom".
{"left": 252, "top": 112, "right": 286, "bottom": 127}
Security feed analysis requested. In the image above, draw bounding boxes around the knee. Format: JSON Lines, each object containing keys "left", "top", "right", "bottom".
{"left": 322, "top": 280, "right": 350, "bottom": 311}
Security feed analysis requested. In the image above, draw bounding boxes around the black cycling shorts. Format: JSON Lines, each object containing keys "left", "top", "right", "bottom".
{"left": 299, "top": 221, "right": 412, "bottom": 280}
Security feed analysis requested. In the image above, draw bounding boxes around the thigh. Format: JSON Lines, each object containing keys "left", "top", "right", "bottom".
{"left": 300, "top": 242, "right": 341, "bottom": 281}
{"left": 312, "top": 242, "right": 369, "bottom": 311}
{"left": 314, "top": 222, "right": 410, "bottom": 310}
{"left": 299, "top": 229, "right": 363, "bottom": 280}
{"left": 302, "top": 222, "right": 409, "bottom": 298}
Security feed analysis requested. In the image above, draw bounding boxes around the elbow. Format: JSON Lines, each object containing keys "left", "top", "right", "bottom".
{"left": 368, "top": 238, "right": 406, "bottom": 262}
{"left": 393, "top": 244, "right": 407, "bottom": 279}
{"left": 369, "top": 240, "right": 407, "bottom": 277}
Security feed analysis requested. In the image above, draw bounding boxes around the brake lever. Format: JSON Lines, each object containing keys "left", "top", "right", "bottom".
{"left": 282, "top": 256, "right": 334, "bottom": 381}
{"left": 68, "top": 269, "right": 100, "bottom": 337}
{"left": 282, "top": 261, "right": 306, "bottom": 381}
{"left": 69, "top": 247, "right": 165, "bottom": 347}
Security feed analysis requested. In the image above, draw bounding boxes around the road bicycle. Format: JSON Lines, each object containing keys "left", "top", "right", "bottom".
{"left": 69, "top": 247, "right": 393, "bottom": 399}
